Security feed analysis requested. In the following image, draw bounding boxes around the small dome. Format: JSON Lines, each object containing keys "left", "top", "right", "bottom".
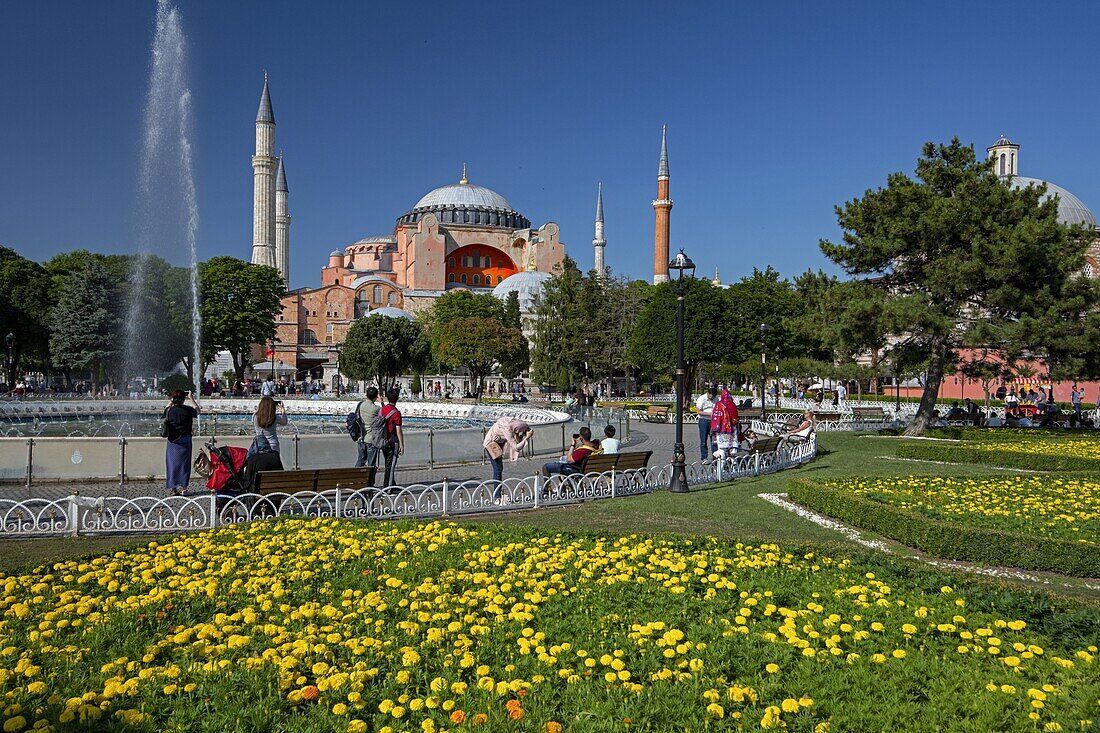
{"left": 1010, "top": 176, "right": 1097, "bottom": 228}
{"left": 492, "top": 270, "right": 552, "bottom": 313}
{"left": 991, "top": 135, "right": 1016, "bottom": 148}
{"left": 329, "top": 250, "right": 343, "bottom": 257}
{"left": 366, "top": 306, "right": 414, "bottom": 320}
{"left": 414, "top": 183, "right": 515, "bottom": 211}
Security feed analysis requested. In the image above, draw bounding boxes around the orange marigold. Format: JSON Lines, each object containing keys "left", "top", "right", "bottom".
{"left": 518, "top": 689, "right": 529, "bottom": 697}
{"left": 450, "top": 710, "right": 466, "bottom": 724}
{"left": 472, "top": 713, "right": 489, "bottom": 726}
{"left": 301, "top": 686, "right": 320, "bottom": 701}
{"left": 545, "top": 722, "right": 563, "bottom": 733}
{"left": 505, "top": 700, "right": 522, "bottom": 712}
{"left": 509, "top": 708, "right": 526, "bottom": 721}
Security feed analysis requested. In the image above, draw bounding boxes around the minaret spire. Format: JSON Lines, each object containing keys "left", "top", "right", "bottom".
{"left": 652, "top": 126, "right": 672, "bottom": 284}
{"left": 593, "top": 182, "right": 607, "bottom": 279}
{"left": 251, "top": 74, "right": 277, "bottom": 269}
{"left": 459, "top": 163, "right": 468, "bottom": 185}
{"left": 274, "top": 155, "right": 290, "bottom": 289}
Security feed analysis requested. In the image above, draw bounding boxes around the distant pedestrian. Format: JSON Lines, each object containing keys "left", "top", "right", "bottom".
{"left": 163, "top": 389, "right": 200, "bottom": 496}
{"left": 252, "top": 396, "right": 288, "bottom": 454}
{"left": 710, "top": 389, "right": 740, "bottom": 460}
{"left": 695, "top": 386, "right": 716, "bottom": 462}
{"left": 1071, "top": 386, "right": 1083, "bottom": 418}
{"left": 483, "top": 417, "right": 533, "bottom": 498}
{"left": 355, "top": 386, "right": 381, "bottom": 469}
{"left": 379, "top": 387, "right": 404, "bottom": 486}
{"left": 836, "top": 382, "right": 847, "bottom": 408}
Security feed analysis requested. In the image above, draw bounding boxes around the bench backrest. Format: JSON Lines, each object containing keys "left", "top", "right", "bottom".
{"left": 646, "top": 405, "right": 669, "bottom": 414}
{"left": 614, "top": 451, "right": 652, "bottom": 470}
{"left": 852, "top": 406, "right": 887, "bottom": 417}
{"left": 752, "top": 436, "right": 784, "bottom": 454}
{"left": 577, "top": 450, "right": 654, "bottom": 473}
{"left": 580, "top": 454, "right": 619, "bottom": 473}
{"left": 254, "top": 469, "right": 317, "bottom": 494}
{"left": 315, "top": 467, "right": 377, "bottom": 491}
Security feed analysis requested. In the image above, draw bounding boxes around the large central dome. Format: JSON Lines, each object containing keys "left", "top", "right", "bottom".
{"left": 397, "top": 171, "right": 530, "bottom": 230}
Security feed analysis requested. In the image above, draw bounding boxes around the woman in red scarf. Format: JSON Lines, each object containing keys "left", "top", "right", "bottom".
{"left": 709, "top": 389, "right": 740, "bottom": 460}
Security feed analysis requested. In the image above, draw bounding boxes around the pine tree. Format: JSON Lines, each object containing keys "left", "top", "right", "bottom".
{"left": 49, "top": 259, "right": 118, "bottom": 390}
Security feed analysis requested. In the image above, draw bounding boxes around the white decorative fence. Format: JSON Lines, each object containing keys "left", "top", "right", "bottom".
{"left": 0, "top": 439, "right": 816, "bottom": 538}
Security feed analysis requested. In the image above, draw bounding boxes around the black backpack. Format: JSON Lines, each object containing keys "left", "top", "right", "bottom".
{"left": 346, "top": 400, "right": 365, "bottom": 442}
{"left": 370, "top": 407, "right": 392, "bottom": 450}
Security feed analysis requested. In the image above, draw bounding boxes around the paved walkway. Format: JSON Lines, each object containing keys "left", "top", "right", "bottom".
{"left": 1, "top": 422, "right": 701, "bottom": 502}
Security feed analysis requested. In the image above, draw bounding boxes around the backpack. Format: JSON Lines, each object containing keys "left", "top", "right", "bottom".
{"left": 371, "top": 405, "right": 397, "bottom": 450}
{"left": 346, "top": 400, "right": 365, "bottom": 442}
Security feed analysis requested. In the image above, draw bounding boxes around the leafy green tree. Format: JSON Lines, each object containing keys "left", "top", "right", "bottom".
{"left": 49, "top": 258, "right": 117, "bottom": 390}
{"left": 503, "top": 290, "right": 522, "bottom": 330}
{"left": 0, "top": 246, "right": 51, "bottom": 387}
{"left": 625, "top": 278, "right": 728, "bottom": 384}
{"left": 200, "top": 257, "right": 285, "bottom": 383}
{"left": 435, "top": 319, "right": 527, "bottom": 398}
{"left": 530, "top": 257, "right": 584, "bottom": 386}
{"left": 819, "top": 138, "right": 1097, "bottom": 434}
{"left": 340, "top": 315, "right": 431, "bottom": 390}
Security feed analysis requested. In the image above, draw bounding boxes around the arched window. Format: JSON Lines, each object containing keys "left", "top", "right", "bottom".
{"left": 999, "top": 153, "right": 1006, "bottom": 176}
{"left": 472, "top": 274, "right": 480, "bottom": 285}
{"left": 448, "top": 257, "right": 456, "bottom": 268}
{"left": 461, "top": 274, "right": 468, "bottom": 284}
{"left": 355, "top": 291, "right": 370, "bottom": 318}
{"left": 388, "top": 291, "right": 396, "bottom": 305}
{"left": 448, "top": 273, "right": 456, "bottom": 283}
{"left": 373, "top": 285, "right": 382, "bottom": 303}
{"left": 1011, "top": 152, "right": 1015, "bottom": 173}
{"left": 299, "top": 329, "right": 319, "bottom": 345}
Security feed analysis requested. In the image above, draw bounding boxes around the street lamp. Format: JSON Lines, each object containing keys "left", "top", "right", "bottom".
{"left": 758, "top": 323, "right": 768, "bottom": 421}
{"left": 669, "top": 249, "right": 696, "bottom": 494}
{"left": 5, "top": 333, "right": 14, "bottom": 392}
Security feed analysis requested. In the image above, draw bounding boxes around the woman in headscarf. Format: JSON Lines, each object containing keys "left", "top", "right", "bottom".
{"left": 709, "top": 389, "right": 740, "bottom": 460}
{"left": 483, "top": 417, "right": 533, "bottom": 500}
{"left": 163, "top": 389, "right": 200, "bottom": 496}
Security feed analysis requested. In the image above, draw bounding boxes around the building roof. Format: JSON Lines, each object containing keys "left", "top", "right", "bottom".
{"left": 366, "top": 306, "right": 415, "bottom": 320}
{"left": 1010, "top": 176, "right": 1097, "bottom": 228}
{"left": 990, "top": 135, "right": 1017, "bottom": 148}
{"left": 398, "top": 172, "right": 531, "bottom": 230}
{"left": 492, "top": 270, "right": 553, "bottom": 313}
{"left": 351, "top": 235, "right": 397, "bottom": 246}
{"left": 275, "top": 157, "right": 288, "bottom": 192}
{"left": 257, "top": 75, "right": 274, "bottom": 124}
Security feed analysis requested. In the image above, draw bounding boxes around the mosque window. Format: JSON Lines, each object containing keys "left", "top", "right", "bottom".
{"left": 299, "top": 329, "right": 319, "bottom": 345}
{"left": 1085, "top": 262, "right": 1095, "bottom": 278}
{"left": 999, "top": 153, "right": 1006, "bottom": 176}
{"left": 448, "top": 273, "right": 456, "bottom": 283}
{"left": 325, "top": 335, "right": 333, "bottom": 344}
{"left": 461, "top": 274, "right": 468, "bottom": 284}
{"left": 373, "top": 285, "right": 382, "bottom": 303}
{"left": 448, "top": 257, "right": 455, "bottom": 268}
{"left": 388, "top": 291, "right": 396, "bottom": 305}
{"left": 472, "top": 274, "right": 480, "bottom": 285}
{"left": 326, "top": 324, "right": 334, "bottom": 333}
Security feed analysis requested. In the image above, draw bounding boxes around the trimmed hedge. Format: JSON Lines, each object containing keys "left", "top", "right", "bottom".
{"left": 787, "top": 478, "right": 1100, "bottom": 578}
{"left": 895, "top": 441, "right": 1100, "bottom": 472}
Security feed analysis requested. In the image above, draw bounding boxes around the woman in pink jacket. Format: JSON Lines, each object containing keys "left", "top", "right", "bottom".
{"left": 483, "top": 418, "right": 533, "bottom": 498}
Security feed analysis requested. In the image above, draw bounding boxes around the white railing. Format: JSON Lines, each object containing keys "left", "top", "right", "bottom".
{"left": 0, "top": 439, "right": 816, "bottom": 537}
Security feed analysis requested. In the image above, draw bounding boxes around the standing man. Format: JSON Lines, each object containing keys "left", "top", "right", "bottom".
{"left": 836, "top": 381, "right": 848, "bottom": 409}
{"left": 695, "top": 386, "right": 716, "bottom": 462}
{"left": 379, "top": 387, "right": 404, "bottom": 486}
{"left": 261, "top": 376, "right": 276, "bottom": 397}
{"left": 355, "top": 386, "right": 380, "bottom": 469}
{"left": 1071, "top": 385, "right": 1083, "bottom": 419}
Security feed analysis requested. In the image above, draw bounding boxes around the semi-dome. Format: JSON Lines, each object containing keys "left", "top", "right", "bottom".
{"left": 366, "top": 306, "right": 414, "bottom": 320}
{"left": 397, "top": 171, "right": 530, "bottom": 230}
{"left": 1010, "top": 176, "right": 1097, "bottom": 228}
{"left": 492, "top": 270, "right": 552, "bottom": 313}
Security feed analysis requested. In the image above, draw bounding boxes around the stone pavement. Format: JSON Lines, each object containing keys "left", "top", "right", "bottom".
{"left": 1, "top": 422, "right": 702, "bottom": 502}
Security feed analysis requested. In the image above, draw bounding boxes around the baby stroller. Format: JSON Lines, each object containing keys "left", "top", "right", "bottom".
{"left": 194, "top": 440, "right": 249, "bottom": 496}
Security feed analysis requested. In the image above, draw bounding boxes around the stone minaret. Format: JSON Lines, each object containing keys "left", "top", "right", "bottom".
{"left": 592, "top": 182, "right": 606, "bottom": 279}
{"left": 251, "top": 74, "right": 276, "bottom": 268}
{"left": 652, "top": 125, "right": 672, "bottom": 284}
{"left": 274, "top": 155, "right": 290, "bottom": 288}
{"left": 987, "top": 135, "right": 1019, "bottom": 178}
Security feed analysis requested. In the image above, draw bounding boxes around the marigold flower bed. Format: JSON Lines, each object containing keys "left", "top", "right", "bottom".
{"left": 821, "top": 475, "right": 1099, "bottom": 545}
{"left": 899, "top": 431, "right": 1100, "bottom": 471}
{"left": 2, "top": 520, "right": 1099, "bottom": 731}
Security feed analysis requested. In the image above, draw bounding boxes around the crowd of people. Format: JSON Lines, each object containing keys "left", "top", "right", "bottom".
{"left": 695, "top": 386, "right": 815, "bottom": 462}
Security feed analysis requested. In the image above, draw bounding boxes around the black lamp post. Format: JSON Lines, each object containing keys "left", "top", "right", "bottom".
{"left": 5, "top": 333, "right": 14, "bottom": 392}
{"left": 269, "top": 338, "right": 278, "bottom": 382}
{"left": 758, "top": 323, "right": 768, "bottom": 421}
{"left": 669, "top": 249, "right": 695, "bottom": 493}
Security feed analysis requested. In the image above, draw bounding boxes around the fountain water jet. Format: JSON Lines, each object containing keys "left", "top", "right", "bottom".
{"left": 127, "top": 0, "right": 201, "bottom": 393}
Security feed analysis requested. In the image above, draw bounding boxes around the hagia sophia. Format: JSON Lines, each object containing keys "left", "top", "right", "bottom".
{"left": 249, "top": 77, "right": 667, "bottom": 383}
{"left": 247, "top": 76, "right": 1100, "bottom": 393}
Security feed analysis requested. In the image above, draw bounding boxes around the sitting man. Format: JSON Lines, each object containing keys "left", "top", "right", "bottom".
{"left": 963, "top": 398, "right": 982, "bottom": 426}
{"left": 944, "top": 401, "right": 967, "bottom": 421}
{"left": 542, "top": 426, "right": 601, "bottom": 476}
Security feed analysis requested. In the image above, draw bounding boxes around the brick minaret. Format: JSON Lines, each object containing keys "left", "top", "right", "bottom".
{"left": 593, "top": 182, "right": 606, "bottom": 279}
{"left": 251, "top": 74, "right": 276, "bottom": 268}
{"left": 275, "top": 155, "right": 290, "bottom": 288}
{"left": 652, "top": 125, "right": 672, "bottom": 284}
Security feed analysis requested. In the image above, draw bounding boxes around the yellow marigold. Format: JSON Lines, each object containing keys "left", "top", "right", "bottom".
{"left": 545, "top": 722, "right": 563, "bottom": 733}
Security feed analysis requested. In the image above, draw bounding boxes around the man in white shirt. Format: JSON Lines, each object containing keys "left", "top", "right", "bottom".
{"left": 600, "top": 425, "right": 620, "bottom": 454}
{"left": 695, "top": 386, "right": 716, "bottom": 462}
{"left": 836, "top": 382, "right": 847, "bottom": 407}
{"left": 260, "top": 378, "right": 276, "bottom": 397}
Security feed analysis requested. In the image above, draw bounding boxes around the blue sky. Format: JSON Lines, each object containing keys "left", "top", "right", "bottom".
{"left": 1, "top": 0, "right": 1098, "bottom": 288}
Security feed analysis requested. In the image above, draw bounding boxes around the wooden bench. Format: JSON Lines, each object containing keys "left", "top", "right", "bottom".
{"left": 852, "top": 406, "right": 889, "bottom": 421}
{"left": 577, "top": 450, "right": 654, "bottom": 473}
{"left": 643, "top": 406, "right": 670, "bottom": 423}
{"left": 813, "top": 412, "right": 842, "bottom": 423}
{"left": 738, "top": 407, "right": 763, "bottom": 421}
{"left": 253, "top": 466, "right": 378, "bottom": 494}
{"left": 748, "top": 436, "right": 784, "bottom": 454}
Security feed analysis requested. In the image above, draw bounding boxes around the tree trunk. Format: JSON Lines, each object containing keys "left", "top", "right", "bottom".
{"left": 904, "top": 334, "right": 949, "bottom": 436}
{"left": 231, "top": 351, "right": 245, "bottom": 385}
